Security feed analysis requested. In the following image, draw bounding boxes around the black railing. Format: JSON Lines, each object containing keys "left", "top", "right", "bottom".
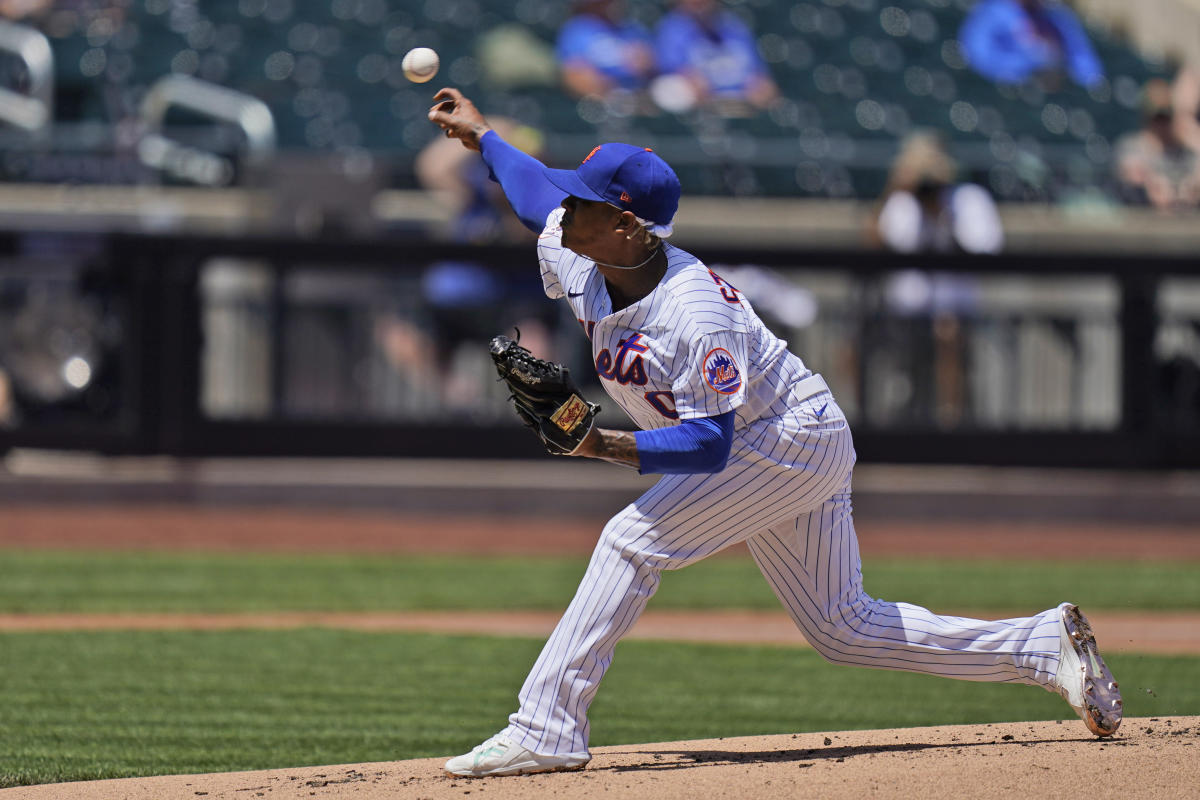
{"left": 0, "top": 228, "right": 1197, "bottom": 467}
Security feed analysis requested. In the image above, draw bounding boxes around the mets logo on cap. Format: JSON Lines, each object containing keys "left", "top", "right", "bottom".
{"left": 703, "top": 348, "right": 742, "bottom": 394}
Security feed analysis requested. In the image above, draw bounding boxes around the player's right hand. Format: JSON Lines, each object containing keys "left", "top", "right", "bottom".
{"left": 428, "top": 88, "right": 492, "bottom": 152}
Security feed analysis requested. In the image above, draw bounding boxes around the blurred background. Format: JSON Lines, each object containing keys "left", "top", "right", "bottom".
{"left": 2, "top": 6, "right": 1198, "bottom": 787}
{"left": 0, "top": 0, "right": 1198, "bottom": 476}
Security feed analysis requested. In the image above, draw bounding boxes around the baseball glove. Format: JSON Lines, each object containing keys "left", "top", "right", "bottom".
{"left": 489, "top": 333, "right": 600, "bottom": 455}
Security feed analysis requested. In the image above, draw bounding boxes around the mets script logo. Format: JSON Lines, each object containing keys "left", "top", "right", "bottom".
{"left": 596, "top": 333, "right": 649, "bottom": 386}
{"left": 703, "top": 348, "right": 742, "bottom": 394}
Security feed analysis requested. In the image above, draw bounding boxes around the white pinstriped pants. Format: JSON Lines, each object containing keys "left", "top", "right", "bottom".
{"left": 500, "top": 394, "right": 1064, "bottom": 758}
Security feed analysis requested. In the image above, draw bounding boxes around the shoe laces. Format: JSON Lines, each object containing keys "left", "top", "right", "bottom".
{"left": 474, "top": 735, "right": 512, "bottom": 754}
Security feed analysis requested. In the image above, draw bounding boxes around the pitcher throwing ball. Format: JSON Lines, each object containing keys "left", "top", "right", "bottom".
{"left": 426, "top": 87, "right": 1122, "bottom": 778}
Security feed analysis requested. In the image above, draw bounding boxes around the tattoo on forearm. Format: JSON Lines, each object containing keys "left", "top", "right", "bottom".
{"left": 590, "top": 429, "right": 640, "bottom": 469}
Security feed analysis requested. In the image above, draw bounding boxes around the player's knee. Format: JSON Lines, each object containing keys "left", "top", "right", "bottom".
{"left": 596, "top": 526, "right": 669, "bottom": 572}
{"left": 597, "top": 516, "right": 646, "bottom": 558}
{"left": 597, "top": 510, "right": 699, "bottom": 572}
{"left": 798, "top": 610, "right": 865, "bottom": 657}
{"left": 809, "top": 642, "right": 845, "bottom": 665}
{"left": 789, "top": 615, "right": 847, "bottom": 663}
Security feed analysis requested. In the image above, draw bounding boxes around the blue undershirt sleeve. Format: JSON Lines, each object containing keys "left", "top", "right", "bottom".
{"left": 633, "top": 410, "right": 735, "bottom": 475}
{"left": 478, "top": 129, "right": 567, "bottom": 233}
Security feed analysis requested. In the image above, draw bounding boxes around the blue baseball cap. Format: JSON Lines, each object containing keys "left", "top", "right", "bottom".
{"left": 544, "top": 143, "right": 681, "bottom": 229}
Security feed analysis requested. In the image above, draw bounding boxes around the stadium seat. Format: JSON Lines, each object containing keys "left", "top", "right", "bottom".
{"left": 14, "top": 0, "right": 1175, "bottom": 201}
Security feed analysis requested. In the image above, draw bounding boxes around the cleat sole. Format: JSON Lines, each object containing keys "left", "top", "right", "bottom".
{"left": 1063, "top": 604, "right": 1123, "bottom": 737}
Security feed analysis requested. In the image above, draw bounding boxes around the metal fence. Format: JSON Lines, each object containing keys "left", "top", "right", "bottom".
{"left": 0, "top": 229, "right": 1197, "bottom": 467}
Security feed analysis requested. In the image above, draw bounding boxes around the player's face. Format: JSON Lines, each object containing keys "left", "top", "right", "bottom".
{"left": 560, "top": 196, "right": 621, "bottom": 256}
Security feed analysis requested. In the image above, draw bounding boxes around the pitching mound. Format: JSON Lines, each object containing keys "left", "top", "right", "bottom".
{"left": 3, "top": 717, "right": 1195, "bottom": 800}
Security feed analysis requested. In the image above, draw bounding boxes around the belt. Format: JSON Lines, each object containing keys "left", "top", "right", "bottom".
{"left": 794, "top": 373, "right": 829, "bottom": 402}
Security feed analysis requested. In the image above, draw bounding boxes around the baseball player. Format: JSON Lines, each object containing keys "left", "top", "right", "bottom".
{"left": 427, "top": 87, "right": 1122, "bottom": 778}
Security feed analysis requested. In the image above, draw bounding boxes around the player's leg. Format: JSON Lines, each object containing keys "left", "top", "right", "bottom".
{"left": 745, "top": 485, "right": 1061, "bottom": 683}
{"left": 744, "top": 483, "right": 1121, "bottom": 733}
{"left": 496, "top": 427, "right": 857, "bottom": 761}
{"left": 444, "top": 460, "right": 826, "bottom": 776}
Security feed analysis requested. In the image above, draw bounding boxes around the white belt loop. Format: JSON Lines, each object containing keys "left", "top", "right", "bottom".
{"left": 794, "top": 374, "right": 829, "bottom": 402}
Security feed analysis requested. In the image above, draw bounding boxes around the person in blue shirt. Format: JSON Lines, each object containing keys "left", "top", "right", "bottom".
{"left": 958, "top": 0, "right": 1104, "bottom": 89}
{"left": 653, "top": 0, "right": 779, "bottom": 111}
{"left": 556, "top": 0, "right": 656, "bottom": 99}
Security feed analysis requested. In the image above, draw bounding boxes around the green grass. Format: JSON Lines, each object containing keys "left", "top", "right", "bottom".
{"left": 1, "top": 550, "right": 1197, "bottom": 788}
{"left": 0, "top": 629, "right": 1196, "bottom": 788}
{"left": 1, "top": 550, "right": 1198, "bottom": 613}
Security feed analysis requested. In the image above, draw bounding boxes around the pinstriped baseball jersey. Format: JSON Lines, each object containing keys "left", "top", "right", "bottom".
{"left": 538, "top": 207, "right": 812, "bottom": 430}
{"left": 442, "top": 125, "right": 1120, "bottom": 777}
{"left": 490, "top": 207, "right": 1082, "bottom": 762}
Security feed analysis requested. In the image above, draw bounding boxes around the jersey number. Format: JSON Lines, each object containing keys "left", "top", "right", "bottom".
{"left": 709, "top": 269, "right": 741, "bottom": 304}
{"left": 643, "top": 391, "right": 679, "bottom": 419}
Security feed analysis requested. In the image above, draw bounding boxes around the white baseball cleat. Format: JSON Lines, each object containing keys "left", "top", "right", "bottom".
{"left": 1052, "top": 603, "right": 1123, "bottom": 737}
{"left": 443, "top": 734, "right": 590, "bottom": 777}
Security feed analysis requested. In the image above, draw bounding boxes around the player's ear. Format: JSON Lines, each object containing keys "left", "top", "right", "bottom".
{"left": 614, "top": 210, "right": 639, "bottom": 238}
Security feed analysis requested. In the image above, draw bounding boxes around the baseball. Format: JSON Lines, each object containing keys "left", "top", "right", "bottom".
{"left": 402, "top": 47, "right": 439, "bottom": 83}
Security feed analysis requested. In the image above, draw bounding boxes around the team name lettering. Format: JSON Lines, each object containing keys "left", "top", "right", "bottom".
{"left": 595, "top": 333, "right": 649, "bottom": 386}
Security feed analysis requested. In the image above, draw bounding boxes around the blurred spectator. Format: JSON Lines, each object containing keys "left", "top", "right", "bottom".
{"left": 389, "top": 120, "right": 557, "bottom": 410}
{"left": 0, "top": 367, "right": 13, "bottom": 427}
{"left": 416, "top": 118, "right": 546, "bottom": 245}
{"left": 869, "top": 133, "right": 1003, "bottom": 427}
{"left": 1114, "top": 79, "right": 1200, "bottom": 212}
{"left": 0, "top": 0, "right": 50, "bottom": 20}
{"left": 871, "top": 132, "right": 1005, "bottom": 255}
{"left": 651, "top": 0, "right": 779, "bottom": 114}
{"left": 1171, "top": 63, "right": 1200, "bottom": 155}
{"left": 958, "top": 0, "right": 1104, "bottom": 90}
{"left": 477, "top": 23, "right": 559, "bottom": 91}
{"left": 556, "top": 0, "right": 655, "bottom": 100}
{"left": 1, "top": 0, "right": 124, "bottom": 30}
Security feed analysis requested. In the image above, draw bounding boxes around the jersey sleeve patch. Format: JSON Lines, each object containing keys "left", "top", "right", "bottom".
{"left": 702, "top": 347, "right": 742, "bottom": 394}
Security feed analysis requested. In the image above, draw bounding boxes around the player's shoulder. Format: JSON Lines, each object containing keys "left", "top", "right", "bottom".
{"left": 660, "top": 248, "right": 727, "bottom": 299}
{"left": 657, "top": 247, "right": 750, "bottom": 333}
{"left": 660, "top": 245, "right": 707, "bottom": 282}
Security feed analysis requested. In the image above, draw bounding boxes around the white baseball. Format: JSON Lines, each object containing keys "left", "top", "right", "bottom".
{"left": 402, "top": 47, "right": 439, "bottom": 83}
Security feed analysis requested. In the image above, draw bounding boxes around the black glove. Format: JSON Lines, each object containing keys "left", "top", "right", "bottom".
{"left": 489, "top": 334, "right": 600, "bottom": 455}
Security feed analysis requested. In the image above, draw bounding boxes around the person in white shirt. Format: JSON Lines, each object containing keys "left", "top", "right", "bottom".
{"left": 873, "top": 132, "right": 1004, "bottom": 255}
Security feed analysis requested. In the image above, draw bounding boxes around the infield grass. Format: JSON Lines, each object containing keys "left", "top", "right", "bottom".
{"left": 1, "top": 628, "right": 1197, "bottom": 788}
{"left": 1, "top": 550, "right": 1197, "bottom": 613}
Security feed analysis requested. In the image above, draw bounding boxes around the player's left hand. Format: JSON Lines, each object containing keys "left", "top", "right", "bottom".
{"left": 427, "top": 88, "right": 492, "bottom": 151}
{"left": 489, "top": 334, "right": 600, "bottom": 456}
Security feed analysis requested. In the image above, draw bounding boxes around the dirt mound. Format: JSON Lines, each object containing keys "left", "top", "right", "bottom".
{"left": 3, "top": 717, "right": 1195, "bottom": 800}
